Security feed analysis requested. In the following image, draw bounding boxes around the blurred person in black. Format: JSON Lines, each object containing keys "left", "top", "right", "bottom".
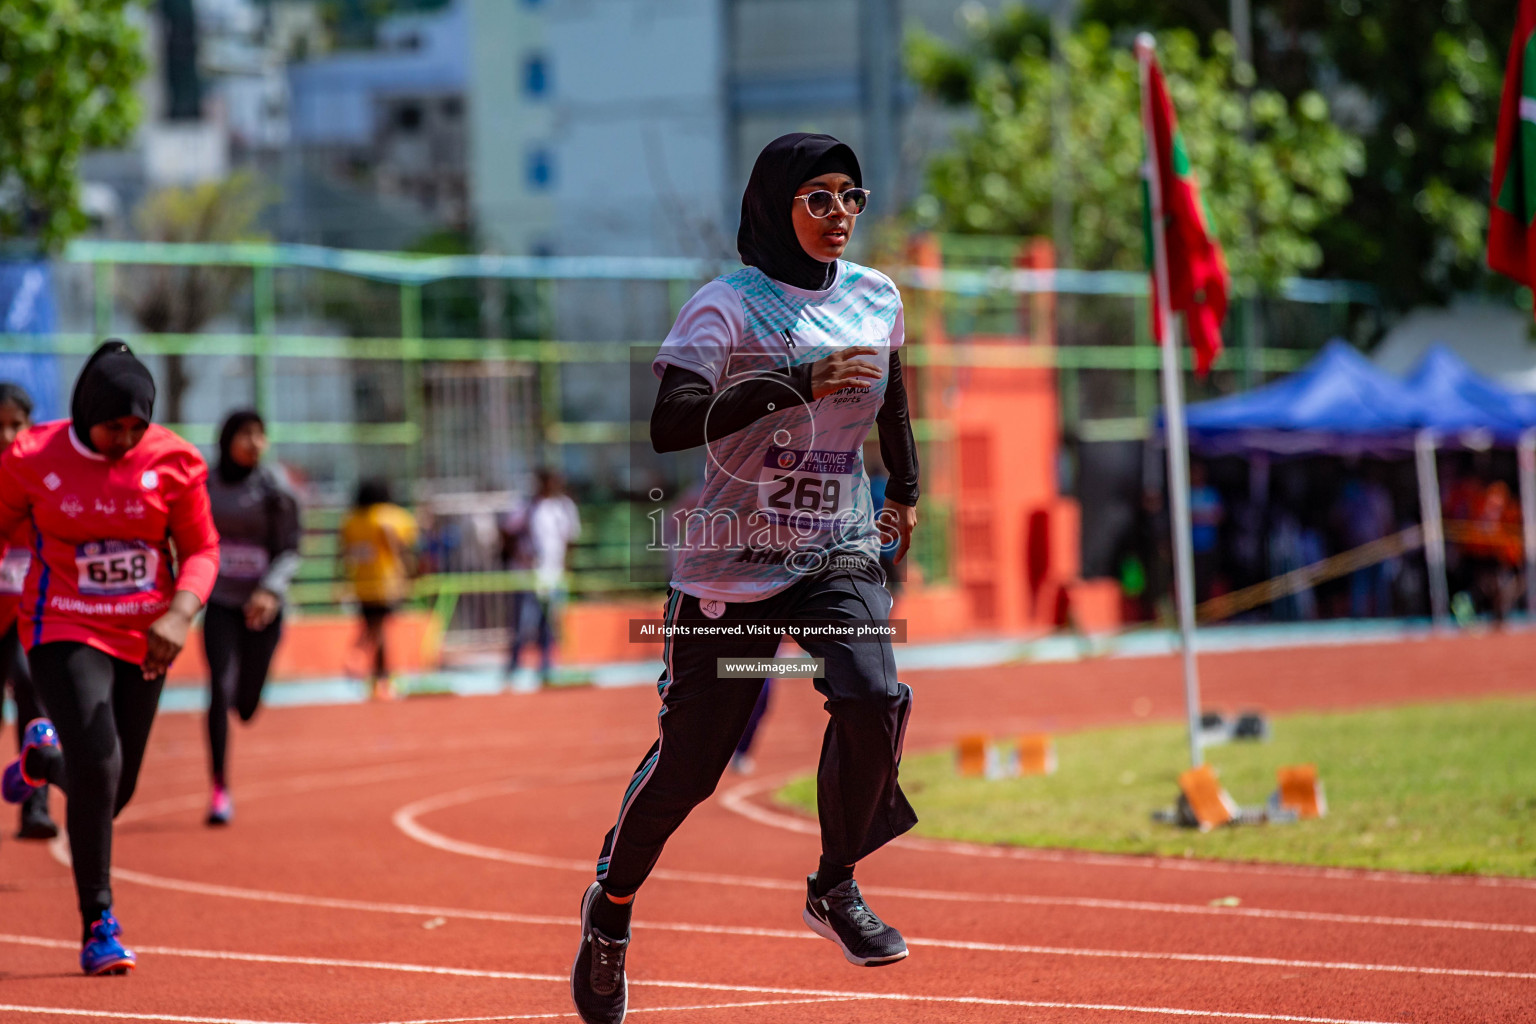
{"left": 202, "top": 410, "right": 302, "bottom": 826}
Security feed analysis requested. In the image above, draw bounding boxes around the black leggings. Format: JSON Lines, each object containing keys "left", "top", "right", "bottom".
{"left": 596, "top": 557, "right": 916, "bottom": 897}
{"left": 2, "top": 621, "right": 44, "bottom": 746}
{"left": 29, "top": 641, "right": 165, "bottom": 933}
{"left": 359, "top": 604, "right": 393, "bottom": 680}
{"left": 203, "top": 602, "right": 283, "bottom": 785}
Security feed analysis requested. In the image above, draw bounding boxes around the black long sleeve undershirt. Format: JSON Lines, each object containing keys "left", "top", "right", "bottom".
{"left": 650, "top": 361, "right": 814, "bottom": 454}
{"left": 876, "top": 351, "right": 920, "bottom": 507}
{"left": 651, "top": 351, "right": 920, "bottom": 506}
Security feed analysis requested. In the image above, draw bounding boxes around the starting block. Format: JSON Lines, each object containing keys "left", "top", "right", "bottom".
{"left": 1272, "top": 763, "right": 1327, "bottom": 819}
{"left": 956, "top": 734, "right": 990, "bottom": 777}
{"left": 1015, "top": 734, "right": 1057, "bottom": 776}
{"left": 955, "top": 733, "right": 1058, "bottom": 779}
{"left": 1176, "top": 763, "right": 1239, "bottom": 831}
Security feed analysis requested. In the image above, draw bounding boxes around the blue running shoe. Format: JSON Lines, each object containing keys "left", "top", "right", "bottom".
{"left": 81, "top": 911, "right": 135, "bottom": 975}
{"left": 2, "top": 719, "right": 58, "bottom": 805}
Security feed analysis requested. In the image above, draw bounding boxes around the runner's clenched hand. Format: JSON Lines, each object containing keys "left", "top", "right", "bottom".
{"left": 810, "top": 347, "right": 883, "bottom": 399}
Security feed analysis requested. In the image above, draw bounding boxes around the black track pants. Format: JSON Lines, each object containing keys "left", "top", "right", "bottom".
{"left": 29, "top": 641, "right": 165, "bottom": 928}
{"left": 203, "top": 602, "right": 283, "bottom": 785}
{"left": 2, "top": 622, "right": 44, "bottom": 745}
{"left": 595, "top": 556, "right": 916, "bottom": 897}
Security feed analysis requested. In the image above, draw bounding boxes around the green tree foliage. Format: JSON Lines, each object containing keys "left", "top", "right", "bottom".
{"left": 0, "top": 0, "right": 146, "bottom": 251}
{"left": 1083, "top": 0, "right": 1506, "bottom": 308}
{"left": 908, "top": 15, "right": 1364, "bottom": 290}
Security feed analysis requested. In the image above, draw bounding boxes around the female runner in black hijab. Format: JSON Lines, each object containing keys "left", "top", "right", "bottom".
{"left": 569, "top": 134, "right": 921, "bottom": 1024}
{"left": 0, "top": 340, "right": 220, "bottom": 975}
{"left": 202, "top": 409, "right": 302, "bottom": 825}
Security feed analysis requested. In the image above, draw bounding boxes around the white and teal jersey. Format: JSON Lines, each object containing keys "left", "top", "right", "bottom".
{"left": 654, "top": 260, "right": 905, "bottom": 603}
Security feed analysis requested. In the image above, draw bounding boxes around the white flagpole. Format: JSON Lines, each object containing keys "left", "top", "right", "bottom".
{"left": 1519, "top": 429, "right": 1536, "bottom": 616}
{"left": 1138, "top": 33, "right": 1204, "bottom": 769}
{"left": 1414, "top": 429, "right": 1450, "bottom": 625}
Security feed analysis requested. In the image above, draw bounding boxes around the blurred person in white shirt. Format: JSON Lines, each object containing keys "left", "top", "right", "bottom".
{"left": 500, "top": 468, "right": 581, "bottom": 689}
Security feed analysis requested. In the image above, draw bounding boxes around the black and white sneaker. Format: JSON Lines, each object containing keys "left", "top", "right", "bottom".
{"left": 802, "top": 874, "right": 909, "bottom": 967}
{"left": 571, "top": 882, "right": 629, "bottom": 1024}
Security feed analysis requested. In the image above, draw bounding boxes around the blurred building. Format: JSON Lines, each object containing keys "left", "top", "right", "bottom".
{"left": 466, "top": 0, "right": 1008, "bottom": 261}
{"left": 77, "top": 0, "right": 332, "bottom": 226}
{"left": 465, "top": 0, "right": 555, "bottom": 257}
{"left": 284, "top": 1, "right": 469, "bottom": 211}
{"left": 285, "top": 0, "right": 470, "bottom": 244}
{"left": 79, "top": 0, "right": 233, "bottom": 223}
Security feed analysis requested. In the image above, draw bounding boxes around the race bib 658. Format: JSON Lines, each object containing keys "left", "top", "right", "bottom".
{"left": 76, "top": 540, "right": 159, "bottom": 597}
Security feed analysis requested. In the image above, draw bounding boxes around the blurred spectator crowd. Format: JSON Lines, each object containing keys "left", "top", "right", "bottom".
{"left": 1123, "top": 452, "right": 1526, "bottom": 625}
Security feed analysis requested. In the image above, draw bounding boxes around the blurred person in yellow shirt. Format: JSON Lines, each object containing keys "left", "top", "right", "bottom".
{"left": 339, "top": 478, "right": 419, "bottom": 700}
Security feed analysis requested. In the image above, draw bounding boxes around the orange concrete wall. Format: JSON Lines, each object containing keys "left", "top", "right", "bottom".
{"left": 907, "top": 233, "right": 1120, "bottom": 637}
{"left": 560, "top": 599, "right": 665, "bottom": 665}
{"left": 166, "top": 612, "right": 433, "bottom": 684}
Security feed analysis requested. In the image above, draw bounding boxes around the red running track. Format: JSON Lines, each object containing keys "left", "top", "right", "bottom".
{"left": 2, "top": 630, "right": 1535, "bottom": 1023}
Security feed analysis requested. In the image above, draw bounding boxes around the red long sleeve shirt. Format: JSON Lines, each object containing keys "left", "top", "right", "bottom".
{"left": 0, "top": 421, "right": 220, "bottom": 663}
{"left": 0, "top": 520, "right": 33, "bottom": 634}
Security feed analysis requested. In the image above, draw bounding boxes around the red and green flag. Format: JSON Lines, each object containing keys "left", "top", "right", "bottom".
{"left": 1142, "top": 50, "right": 1229, "bottom": 377}
{"left": 1489, "top": 0, "right": 1536, "bottom": 293}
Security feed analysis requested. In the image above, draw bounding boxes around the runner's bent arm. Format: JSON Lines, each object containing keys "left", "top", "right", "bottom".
{"left": 875, "top": 350, "right": 919, "bottom": 508}
{"left": 651, "top": 352, "right": 888, "bottom": 453}
{"left": 145, "top": 471, "right": 220, "bottom": 677}
{"left": 650, "top": 362, "right": 813, "bottom": 454}
{"left": 169, "top": 477, "right": 220, "bottom": 602}
{"left": 257, "top": 482, "right": 303, "bottom": 600}
{"left": 650, "top": 278, "right": 887, "bottom": 452}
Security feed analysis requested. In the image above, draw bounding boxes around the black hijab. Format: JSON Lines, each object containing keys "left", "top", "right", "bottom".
{"left": 738, "top": 132, "right": 862, "bottom": 291}
{"left": 217, "top": 408, "right": 265, "bottom": 484}
{"left": 71, "top": 340, "right": 156, "bottom": 452}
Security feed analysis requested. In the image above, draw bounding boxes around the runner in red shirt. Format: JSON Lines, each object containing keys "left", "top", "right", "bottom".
{"left": 0, "top": 382, "right": 58, "bottom": 840}
{"left": 0, "top": 341, "right": 219, "bottom": 975}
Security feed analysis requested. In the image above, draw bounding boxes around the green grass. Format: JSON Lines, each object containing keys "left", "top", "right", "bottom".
{"left": 775, "top": 697, "right": 1536, "bottom": 877}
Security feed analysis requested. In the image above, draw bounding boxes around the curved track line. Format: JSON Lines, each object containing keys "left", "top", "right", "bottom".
{"left": 393, "top": 776, "right": 1536, "bottom": 936}
{"left": 0, "top": 935, "right": 1416, "bottom": 1024}
{"left": 37, "top": 721, "right": 1527, "bottom": 1016}
{"left": 718, "top": 772, "right": 1536, "bottom": 891}
{"left": 87, "top": 866, "right": 1536, "bottom": 983}
{"left": 0, "top": 1006, "right": 317, "bottom": 1024}
{"left": 116, "top": 761, "right": 438, "bottom": 825}
{"left": 353, "top": 1000, "right": 864, "bottom": 1024}
{"left": 76, "top": 755, "right": 1536, "bottom": 992}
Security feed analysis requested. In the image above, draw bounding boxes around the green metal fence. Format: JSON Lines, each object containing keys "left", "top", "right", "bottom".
{"left": 0, "top": 238, "right": 1375, "bottom": 641}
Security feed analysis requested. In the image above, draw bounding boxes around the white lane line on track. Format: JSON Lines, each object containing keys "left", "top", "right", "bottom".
{"left": 98, "top": 867, "right": 1536, "bottom": 982}
{"left": 720, "top": 773, "right": 1536, "bottom": 892}
{"left": 393, "top": 778, "right": 1536, "bottom": 936}
{"left": 0, "top": 935, "right": 1415, "bottom": 1024}
{"left": 356, "top": 999, "right": 864, "bottom": 1023}
{"left": 115, "top": 758, "right": 491, "bottom": 826}
{"left": 0, "top": 1006, "right": 316, "bottom": 1024}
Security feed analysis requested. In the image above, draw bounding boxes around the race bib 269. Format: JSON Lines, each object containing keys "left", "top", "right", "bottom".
{"left": 757, "top": 447, "right": 857, "bottom": 527}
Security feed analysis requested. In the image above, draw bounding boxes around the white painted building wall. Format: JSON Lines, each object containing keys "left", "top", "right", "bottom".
{"left": 542, "top": 0, "right": 729, "bottom": 259}
{"left": 467, "top": 0, "right": 556, "bottom": 256}
{"left": 466, "top": 0, "right": 1009, "bottom": 265}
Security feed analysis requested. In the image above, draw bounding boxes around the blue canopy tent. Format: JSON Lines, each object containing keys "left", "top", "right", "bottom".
{"left": 1161, "top": 340, "right": 1536, "bottom": 623}
{"left": 1178, "top": 340, "right": 1427, "bottom": 456}
{"left": 1400, "top": 345, "right": 1536, "bottom": 616}
{"left": 1402, "top": 344, "right": 1536, "bottom": 443}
